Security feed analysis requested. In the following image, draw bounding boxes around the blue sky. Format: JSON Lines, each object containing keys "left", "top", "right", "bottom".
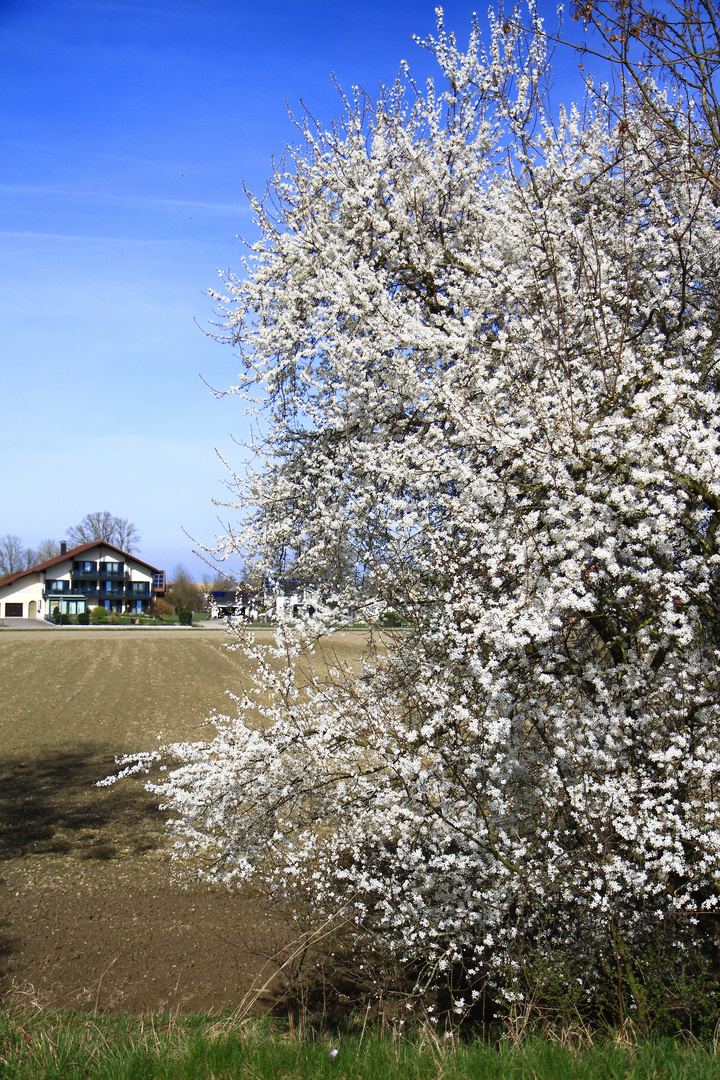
{"left": 0, "top": 0, "right": 593, "bottom": 579}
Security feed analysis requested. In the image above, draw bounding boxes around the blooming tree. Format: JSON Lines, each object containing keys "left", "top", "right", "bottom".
{"left": 573, "top": 0, "right": 720, "bottom": 195}
{"left": 115, "top": 9, "right": 720, "bottom": 1025}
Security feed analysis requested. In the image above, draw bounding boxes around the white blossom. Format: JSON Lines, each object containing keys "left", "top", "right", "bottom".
{"left": 111, "top": 8, "right": 720, "bottom": 1021}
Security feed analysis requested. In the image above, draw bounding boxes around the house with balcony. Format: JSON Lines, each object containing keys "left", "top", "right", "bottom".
{"left": 0, "top": 541, "right": 166, "bottom": 620}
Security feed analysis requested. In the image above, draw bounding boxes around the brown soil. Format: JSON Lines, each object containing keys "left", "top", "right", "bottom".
{"left": 0, "top": 629, "right": 367, "bottom": 1013}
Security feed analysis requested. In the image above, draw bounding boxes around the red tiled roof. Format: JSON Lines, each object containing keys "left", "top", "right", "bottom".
{"left": 0, "top": 542, "right": 161, "bottom": 588}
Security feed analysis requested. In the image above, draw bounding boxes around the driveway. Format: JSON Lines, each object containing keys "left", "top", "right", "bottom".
{"left": 0, "top": 618, "right": 60, "bottom": 630}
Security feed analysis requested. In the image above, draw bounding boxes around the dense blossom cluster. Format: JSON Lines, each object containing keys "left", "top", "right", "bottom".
{"left": 115, "top": 10, "right": 720, "bottom": 1022}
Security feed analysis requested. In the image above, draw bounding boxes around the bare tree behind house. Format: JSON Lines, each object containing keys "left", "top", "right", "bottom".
{"left": 0, "top": 535, "right": 31, "bottom": 577}
{"left": 33, "top": 539, "right": 61, "bottom": 563}
{"left": 66, "top": 512, "right": 141, "bottom": 553}
{"left": 166, "top": 564, "right": 201, "bottom": 613}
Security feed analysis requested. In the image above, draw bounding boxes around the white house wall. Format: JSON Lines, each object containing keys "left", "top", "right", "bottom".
{"left": 0, "top": 573, "right": 45, "bottom": 618}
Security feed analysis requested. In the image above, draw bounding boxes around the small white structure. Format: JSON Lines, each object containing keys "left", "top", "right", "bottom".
{"left": 263, "top": 577, "right": 324, "bottom": 621}
{"left": 208, "top": 588, "right": 258, "bottom": 622}
{"left": 0, "top": 542, "right": 165, "bottom": 620}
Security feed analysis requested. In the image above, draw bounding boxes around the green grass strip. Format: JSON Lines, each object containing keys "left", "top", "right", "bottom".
{"left": 2, "top": 1012, "right": 720, "bottom": 1079}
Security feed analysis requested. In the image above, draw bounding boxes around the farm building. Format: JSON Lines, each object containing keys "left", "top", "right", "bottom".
{"left": 0, "top": 541, "right": 166, "bottom": 620}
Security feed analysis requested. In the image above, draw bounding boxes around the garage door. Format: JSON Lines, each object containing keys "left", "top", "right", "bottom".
{"left": 4, "top": 603, "right": 23, "bottom": 617}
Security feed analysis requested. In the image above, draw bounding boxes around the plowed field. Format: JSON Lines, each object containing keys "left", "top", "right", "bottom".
{"left": 0, "top": 629, "right": 366, "bottom": 1013}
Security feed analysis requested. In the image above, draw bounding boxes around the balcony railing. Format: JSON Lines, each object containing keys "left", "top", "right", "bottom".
{"left": 99, "top": 565, "right": 125, "bottom": 579}
{"left": 46, "top": 580, "right": 73, "bottom": 594}
{"left": 128, "top": 583, "right": 150, "bottom": 596}
{"left": 100, "top": 585, "right": 125, "bottom": 598}
{"left": 77, "top": 584, "right": 100, "bottom": 598}
{"left": 73, "top": 562, "right": 97, "bottom": 577}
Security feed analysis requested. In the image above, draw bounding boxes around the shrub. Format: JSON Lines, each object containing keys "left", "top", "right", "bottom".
{"left": 90, "top": 605, "right": 108, "bottom": 624}
{"left": 178, "top": 609, "right": 193, "bottom": 626}
{"left": 155, "top": 597, "right": 174, "bottom": 617}
{"left": 379, "top": 610, "right": 407, "bottom": 629}
{"left": 77, "top": 611, "right": 90, "bottom": 625}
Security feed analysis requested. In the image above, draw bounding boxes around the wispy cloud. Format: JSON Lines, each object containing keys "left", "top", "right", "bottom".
{"left": 0, "top": 184, "right": 250, "bottom": 215}
{"left": 0, "top": 230, "right": 211, "bottom": 244}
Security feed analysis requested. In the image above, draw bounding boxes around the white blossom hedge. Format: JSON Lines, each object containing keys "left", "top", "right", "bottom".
{"left": 111, "top": 9, "right": 720, "bottom": 1029}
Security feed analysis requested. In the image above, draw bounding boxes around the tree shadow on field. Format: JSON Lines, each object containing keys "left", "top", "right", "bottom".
{"left": 0, "top": 747, "right": 166, "bottom": 861}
